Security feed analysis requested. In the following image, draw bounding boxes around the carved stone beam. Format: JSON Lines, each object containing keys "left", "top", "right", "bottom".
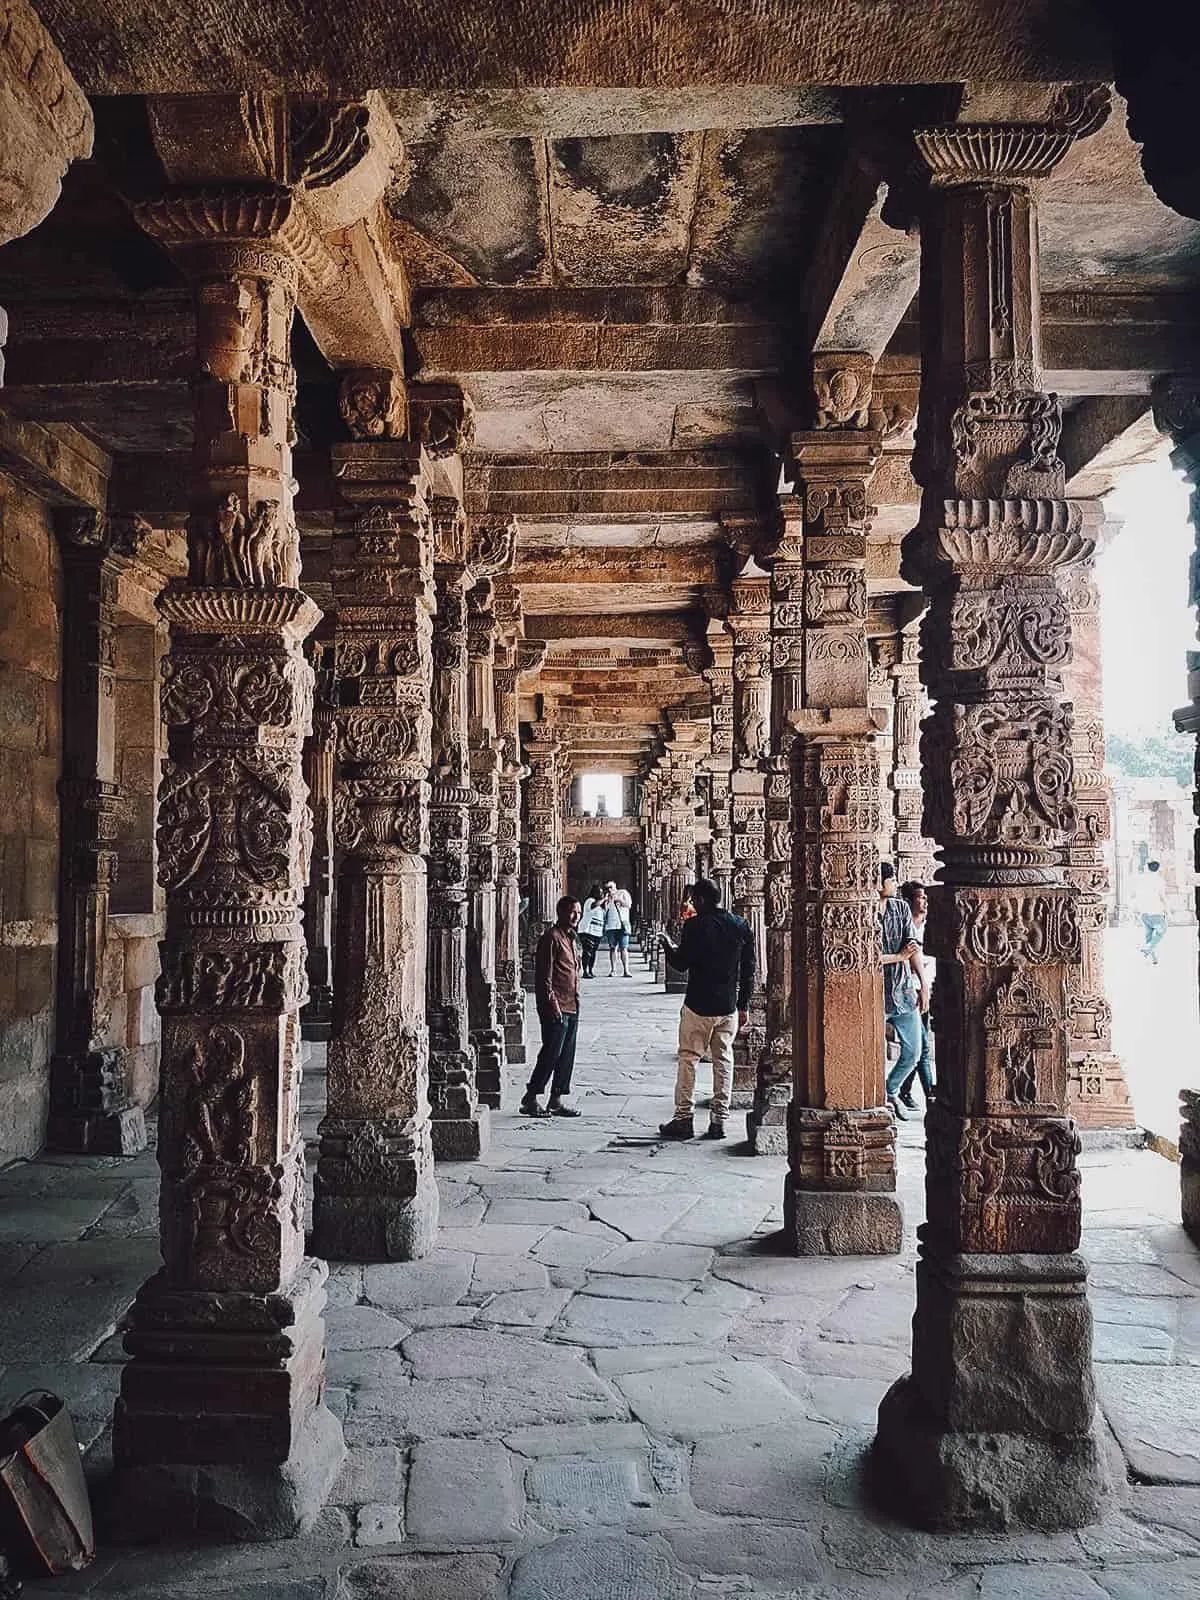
{"left": 0, "top": 0, "right": 92, "bottom": 253}
{"left": 143, "top": 93, "right": 407, "bottom": 375}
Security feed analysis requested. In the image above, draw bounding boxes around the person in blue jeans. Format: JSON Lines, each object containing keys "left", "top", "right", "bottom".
{"left": 879, "top": 862, "right": 923, "bottom": 1121}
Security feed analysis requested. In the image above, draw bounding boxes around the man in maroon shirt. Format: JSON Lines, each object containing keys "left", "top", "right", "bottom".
{"left": 520, "top": 896, "right": 583, "bottom": 1118}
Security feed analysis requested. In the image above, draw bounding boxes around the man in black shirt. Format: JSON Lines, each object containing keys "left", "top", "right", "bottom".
{"left": 657, "top": 877, "right": 755, "bottom": 1141}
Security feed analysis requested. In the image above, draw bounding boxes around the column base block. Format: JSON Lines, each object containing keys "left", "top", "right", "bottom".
{"left": 746, "top": 1110, "right": 788, "bottom": 1156}
{"left": 109, "top": 1398, "right": 343, "bottom": 1544}
{"left": 784, "top": 1182, "right": 903, "bottom": 1255}
{"left": 46, "top": 1048, "right": 148, "bottom": 1155}
{"left": 473, "top": 1029, "right": 506, "bottom": 1109}
{"left": 873, "top": 1375, "right": 1108, "bottom": 1533}
{"left": 46, "top": 1102, "right": 147, "bottom": 1157}
{"left": 110, "top": 1259, "right": 344, "bottom": 1541}
{"left": 313, "top": 1123, "right": 440, "bottom": 1261}
{"left": 431, "top": 1105, "right": 491, "bottom": 1162}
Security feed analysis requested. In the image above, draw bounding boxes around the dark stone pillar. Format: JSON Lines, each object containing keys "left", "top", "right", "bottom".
{"left": 47, "top": 512, "right": 149, "bottom": 1155}
{"left": 300, "top": 680, "right": 335, "bottom": 1042}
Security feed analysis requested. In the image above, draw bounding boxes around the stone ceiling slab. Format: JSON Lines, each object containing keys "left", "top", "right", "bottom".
{"left": 390, "top": 138, "right": 550, "bottom": 285}
{"left": 464, "top": 372, "right": 754, "bottom": 453}
{"left": 548, "top": 134, "right": 704, "bottom": 287}
{"left": 35, "top": 2, "right": 1111, "bottom": 97}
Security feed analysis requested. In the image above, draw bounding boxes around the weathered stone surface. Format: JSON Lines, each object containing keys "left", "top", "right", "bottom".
{"left": 533, "top": 1227, "right": 623, "bottom": 1270}
{"left": 331, "top": 1446, "right": 406, "bottom": 1507}
{"left": 472, "top": 1255, "right": 550, "bottom": 1292}
{"left": 525, "top": 1456, "right": 639, "bottom": 1527}
{"left": 487, "top": 1198, "right": 590, "bottom": 1226}
{"left": 585, "top": 1273, "right": 690, "bottom": 1302}
{"left": 552, "top": 1294, "right": 734, "bottom": 1348}
{"left": 348, "top": 1373, "right": 624, "bottom": 1441}
{"left": 504, "top": 1422, "right": 650, "bottom": 1457}
{"left": 442, "top": 1224, "right": 553, "bottom": 1255}
{"left": 407, "top": 1440, "right": 519, "bottom": 1543}
{"left": 613, "top": 1360, "right": 813, "bottom": 1439}
{"left": 355, "top": 1503, "right": 404, "bottom": 1546}
{"left": 509, "top": 1534, "right": 692, "bottom": 1600}
{"left": 326, "top": 1306, "right": 412, "bottom": 1351}
{"left": 477, "top": 1288, "right": 573, "bottom": 1328}
{"left": 363, "top": 1253, "right": 474, "bottom": 1311}
{"left": 337, "top": 1554, "right": 504, "bottom": 1600}
{"left": 597, "top": 1241, "right": 715, "bottom": 1280}
{"left": 666, "top": 1520, "right": 824, "bottom": 1583}
{"left": 1097, "top": 1365, "right": 1200, "bottom": 1483}
{"left": 786, "top": 1190, "right": 904, "bottom": 1257}
{"left": 689, "top": 1422, "right": 837, "bottom": 1519}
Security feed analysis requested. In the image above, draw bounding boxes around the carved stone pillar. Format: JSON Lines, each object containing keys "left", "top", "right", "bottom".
{"left": 427, "top": 525, "right": 487, "bottom": 1162}
{"left": 1061, "top": 555, "right": 1133, "bottom": 1128}
{"left": 889, "top": 631, "right": 937, "bottom": 882}
{"left": 47, "top": 512, "right": 149, "bottom": 1155}
{"left": 874, "top": 102, "right": 1109, "bottom": 1530}
{"left": 785, "top": 424, "right": 899, "bottom": 1252}
{"left": 115, "top": 188, "right": 342, "bottom": 1535}
{"left": 495, "top": 630, "right": 545, "bottom": 1062}
{"left": 702, "top": 619, "right": 735, "bottom": 914}
{"left": 1157, "top": 372, "right": 1200, "bottom": 1241}
{"left": 523, "top": 719, "right": 562, "bottom": 984}
{"left": 300, "top": 658, "right": 336, "bottom": 1041}
{"left": 314, "top": 410, "right": 441, "bottom": 1261}
{"left": 749, "top": 502, "right": 805, "bottom": 1153}
{"left": 466, "top": 573, "right": 506, "bottom": 1107}
{"left": 728, "top": 558, "right": 771, "bottom": 1104}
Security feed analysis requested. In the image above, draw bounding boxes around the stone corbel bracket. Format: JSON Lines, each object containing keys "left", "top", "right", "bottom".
{"left": 1, "top": 0, "right": 93, "bottom": 248}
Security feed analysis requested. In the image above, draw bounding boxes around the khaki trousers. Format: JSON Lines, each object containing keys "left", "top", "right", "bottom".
{"left": 674, "top": 1004, "right": 737, "bottom": 1121}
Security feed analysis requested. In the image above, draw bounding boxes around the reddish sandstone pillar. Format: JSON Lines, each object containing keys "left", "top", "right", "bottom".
{"left": 874, "top": 103, "right": 1109, "bottom": 1530}
{"left": 314, "top": 402, "right": 441, "bottom": 1259}
{"left": 784, "top": 422, "right": 899, "bottom": 1251}
{"left": 728, "top": 558, "right": 770, "bottom": 1103}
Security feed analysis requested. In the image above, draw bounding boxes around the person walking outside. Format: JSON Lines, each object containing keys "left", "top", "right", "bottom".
{"left": 520, "top": 895, "right": 583, "bottom": 1118}
{"left": 602, "top": 880, "right": 632, "bottom": 977}
{"left": 895, "top": 880, "right": 935, "bottom": 1110}
{"left": 579, "top": 881, "right": 605, "bottom": 978}
{"left": 1136, "top": 859, "right": 1169, "bottom": 965}
{"left": 657, "top": 877, "right": 755, "bottom": 1141}
{"left": 879, "top": 862, "right": 922, "bottom": 1121}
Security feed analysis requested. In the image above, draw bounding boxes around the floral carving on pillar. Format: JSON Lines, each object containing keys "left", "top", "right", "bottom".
{"left": 466, "top": 574, "right": 507, "bottom": 1106}
{"left": 875, "top": 108, "right": 1109, "bottom": 1532}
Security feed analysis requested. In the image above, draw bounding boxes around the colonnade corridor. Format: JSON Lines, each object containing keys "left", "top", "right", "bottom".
{"left": 0, "top": 945, "right": 1197, "bottom": 1597}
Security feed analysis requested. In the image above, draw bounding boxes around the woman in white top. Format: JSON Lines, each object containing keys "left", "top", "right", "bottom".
{"left": 896, "top": 881, "right": 935, "bottom": 1109}
{"left": 578, "top": 882, "right": 605, "bottom": 977}
{"left": 602, "top": 881, "right": 632, "bottom": 977}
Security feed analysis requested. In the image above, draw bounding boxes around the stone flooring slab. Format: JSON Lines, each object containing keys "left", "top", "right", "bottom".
{"left": 598, "top": 1240, "right": 715, "bottom": 1280}
{"left": 509, "top": 1533, "right": 692, "bottom": 1600}
{"left": 551, "top": 1293, "right": 734, "bottom": 1348}
{"left": 335, "top": 1554, "right": 504, "bottom": 1600}
{"left": 1096, "top": 1365, "right": 1200, "bottom": 1482}
{"left": 407, "top": 1439, "right": 520, "bottom": 1543}
{"left": 362, "top": 1252, "right": 474, "bottom": 1311}
{"left": 525, "top": 1456, "right": 640, "bottom": 1527}
{"left": 613, "top": 1359, "right": 814, "bottom": 1439}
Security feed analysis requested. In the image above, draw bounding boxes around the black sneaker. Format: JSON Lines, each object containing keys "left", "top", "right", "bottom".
{"left": 519, "top": 1094, "right": 547, "bottom": 1118}
{"left": 548, "top": 1100, "right": 581, "bottom": 1117}
{"left": 888, "top": 1097, "right": 909, "bottom": 1122}
{"left": 703, "top": 1119, "right": 726, "bottom": 1140}
{"left": 899, "top": 1092, "right": 918, "bottom": 1111}
{"left": 658, "top": 1116, "right": 695, "bottom": 1140}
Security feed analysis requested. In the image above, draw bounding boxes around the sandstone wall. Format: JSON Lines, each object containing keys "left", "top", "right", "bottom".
{"left": 0, "top": 477, "right": 61, "bottom": 1161}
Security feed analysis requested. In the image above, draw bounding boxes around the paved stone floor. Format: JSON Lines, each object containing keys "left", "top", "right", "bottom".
{"left": 3, "top": 948, "right": 1200, "bottom": 1597}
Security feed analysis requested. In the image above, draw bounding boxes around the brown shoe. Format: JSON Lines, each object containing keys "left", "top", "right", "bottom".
{"left": 658, "top": 1116, "right": 695, "bottom": 1140}
{"left": 703, "top": 1119, "right": 726, "bottom": 1140}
